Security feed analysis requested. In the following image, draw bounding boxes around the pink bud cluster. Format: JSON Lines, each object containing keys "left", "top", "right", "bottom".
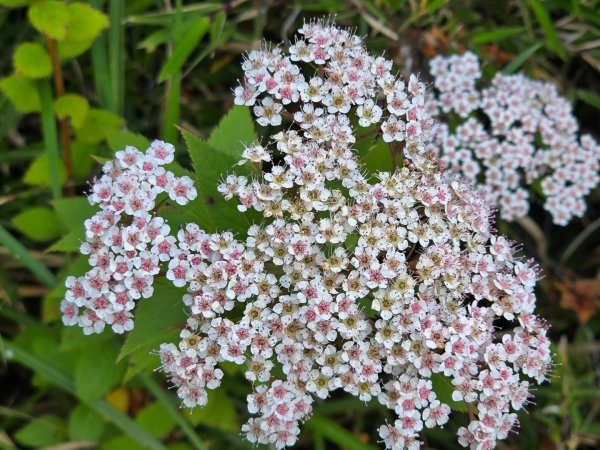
{"left": 60, "top": 141, "right": 197, "bottom": 334}
{"left": 234, "top": 20, "right": 432, "bottom": 164}
{"left": 427, "top": 51, "right": 600, "bottom": 225}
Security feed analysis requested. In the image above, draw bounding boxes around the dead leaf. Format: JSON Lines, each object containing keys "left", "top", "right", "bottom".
{"left": 419, "top": 26, "right": 449, "bottom": 58}
{"left": 557, "top": 278, "right": 600, "bottom": 323}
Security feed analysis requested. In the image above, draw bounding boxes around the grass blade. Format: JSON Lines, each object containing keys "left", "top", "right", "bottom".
{"left": 502, "top": 42, "right": 543, "bottom": 74}
{"left": 3, "top": 341, "right": 167, "bottom": 450}
{"left": 471, "top": 27, "right": 524, "bottom": 45}
{"left": 108, "top": 0, "right": 125, "bottom": 115}
{"left": 158, "top": 17, "right": 210, "bottom": 82}
{"left": 526, "top": 0, "right": 566, "bottom": 58}
{"left": 161, "top": 0, "right": 183, "bottom": 143}
{"left": 90, "top": 0, "right": 111, "bottom": 108}
{"left": 38, "top": 80, "right": 62, "bottom": 201}
{"left": 305, "top": 414, "right": 377, "bottom": 450}
{"left": 140, "top": 374, "right": 208, "bottom": 450}
{"left": 0, "top": 226, "right": 57, "bottom": 288}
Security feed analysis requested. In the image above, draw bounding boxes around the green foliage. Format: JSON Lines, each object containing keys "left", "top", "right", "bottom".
{"left": 75, "top": 107, "right": 125, "bottom": 144}
{"left": 54, "top": 93, "right": 90, "bottom": 128}
{"left": 68, "top": 404, "right": 105, "bottom": 442}
{"left": 12, "top": 206, "right": 61, "bottom": 242}
{"left": 158, "top": 17, "right": 210, "bottom": 81}
{"left": 65, "top": 2, "right": 109, "bottom": 43}
{"left": 49, "top": 196, "right": 96, "bottom": 252}
{"left": 430, "top": 373, "right": 469, "bottom": 413}
{"left": 186, "top": 389, "right": 238, "bottom": 431}
{"left": 14, "top": 414, "right": 67, "bottom": 447}
{"left": 28, "top": 1, "right": 70, "bottom": 40}
{"left": 0, "top": 75, "right": 40, "bottom": 112}
{"left": 75, "top": 344, "right": 126, "bottom": 401}
{"left": 23, "top": 153, "right": 67, "bottom": 186}
{"left": 118, "top": 283, "right": 187, "bottom": 362}
{"left": 13, "top": 42, "right": 52, "bottom": 78}
{"left": 136, "top": 402, "right": 177, "bottom": 438}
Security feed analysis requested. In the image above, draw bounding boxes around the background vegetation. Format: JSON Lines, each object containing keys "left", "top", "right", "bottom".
{"left": 1, "top": 0, "right": 599, "bottom": 449}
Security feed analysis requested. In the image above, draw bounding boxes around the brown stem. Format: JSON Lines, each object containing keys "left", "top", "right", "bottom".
{"left": 388, "top": 141, "right": 405, "bottom": 172}
{"left": 356, "top": 127, "right": 380, "bottom": 141}
{"left": 45, "top": 36, "right": 74, "bottom": 197}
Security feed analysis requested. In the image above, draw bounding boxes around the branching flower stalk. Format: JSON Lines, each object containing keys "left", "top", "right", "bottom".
{"left": 61, "top": 21, "right": 552, "bottom": 450}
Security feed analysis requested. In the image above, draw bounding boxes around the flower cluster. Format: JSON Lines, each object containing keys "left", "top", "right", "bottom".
{"left": 62, "top": 21, "right": 553, "bottom": 450}
{"left": 427, "top": 51, "right": 600, "bottom": 225}
{"left": 61, "top": 141, "right": 197, "bottom": 334}
{"left": 234, "top": 20, "right": 432, "bottom": 164}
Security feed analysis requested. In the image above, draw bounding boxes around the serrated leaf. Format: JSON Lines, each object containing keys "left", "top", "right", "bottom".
{"left": 118, "top": 283, "right": 187, "bottom": 361}
{"left": 186, "top": 389, "right": 238, "bottom": 431}
{"left": 13, "top": 42, "right": 52, "bottom": 79}
{"left": 24, "top": 153, "right": 68, "bottom": 187}
{"left": 75, "top": 343, "right": 125, "bottom": 401}
{"left": 57, "top": 37, "right": 95, "bottom": 58}
{"left": 65, "top": 2, "right": 109, "bottom": 43}
{"left": 182, "top": 129, "right": 256, "bottom": 234}
{"left": 104, "top": 128, "right": 151, "bottom": 152}
{"left": 136, "top": 402, "right": 176, "bottom": 438}
{"left": 431, "top": 373, "right": 469, "bottom": 412}
{"left": 68, "top": 404, "right": 105, "bottom": 442}
{"left": 158, "top": 17, "right": 209, "bottom": 82}
{"left": 54, "top": 93, "right": 89, "bottom": 128}
{"left": 28, "top": 1, "right": 70, "bottom": 40}
{"left": 14, "top": 415, "right": 67, "bottom": 447}
{"left": 0, "top": 75, "right": 41, "bottom": 113}
{"left": 12, "top": 206, "right": 61, "bottom": 242}
{"left": 208, "top": 105, "right": 255, "bottom": 155}
{"left": 75, "top": 108, "right": 124, "bottom": 144}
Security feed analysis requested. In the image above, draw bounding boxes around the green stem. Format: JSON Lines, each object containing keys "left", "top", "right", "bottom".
{"left": 140, "top": 374, "right": 208, "bottom": 450}
{"left": 38, "top": 80, "right": 62, "bottom": 201}
{"left": 109, "top": 0, "right": 125, "bottom": 115}
{"left": 3, "top": 341, "right": 167, "bottom": 450}
{"left": 0, "top": 225, "right": 57, "bottom": 287}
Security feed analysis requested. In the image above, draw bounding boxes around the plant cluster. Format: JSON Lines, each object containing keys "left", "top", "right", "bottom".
{"left": 61, "top": 22, "right": 553, "bottom": 450}
{"left": 427, "top": 51, "right": 600, "bottom": 225}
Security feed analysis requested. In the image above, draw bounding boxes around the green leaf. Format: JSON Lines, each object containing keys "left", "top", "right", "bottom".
{"left": 502, "top": 42, "right": 543, "bottom": 74}
{"left": 69, "top": 404, "right": 105, "bottom": 442}
{"left": 13, "top": 42, "right": 52, "bottom": 79}
{"left": 57, "top": 37, "right": 95, "bottom": 58}
{"left": 28, "top": 1, "right": 70, "bottom": 41}
{"left": 136, "top": 402, "right": 177, "bottom": 438}
{"left": 430, "top": 373, "right": 469, "bottom": 412}
{"left": 118, "top": 283, "right": 187, "bottom": 361}
{"left": 0, "top": 75, "right": 41, "bottom": 113}
{"left": 65, "top": 2, "right": 109, "bottom": 42}
{"left": 186, "top": 389, "right": 237, "bottom": 431}
{"left": 359, "top": 139, "right": 394, "bottom": 175}
{"left": 14, "top": 414, "right": 67, "bottom": 447}
{"left": 471, "top": 27, "right": 524, "bottom": 45}
{"left": 104, "top": 128, "right": 151, "bottom": 152}
{"left": 75, "top": 108, "right": 124, "bottom": 144}
{"left": 103, "top": 435, "right": 147, "bottom": 450}
{"left": 71, "top": 140, "right": 97, "bottom": 179}
{"left": 210, "top": 11, "right": 226, "bottom": 45}
{"left": 526, "top": 0, "right": 566, "bottom": 59}
{"left": 48, "top": 196, "right": 97, "bottom": 252}
{"left": 0, "top": 0, "right": 31, "bottom": 7}
{"left": 577, "top": 89, "right": 600, "bottom": 111}
{"left": 75, "top": 343, "right": 125, "bottom": 401}
{"left": 23, "top": 153, "right": 68, "bottom": 187}
{"left": 208, "top": 105, "right": 255, "bottom": 155}
{"left": 182, "top": 129, "right": 255, "bottom": 234}
{"left": 54, "top": 93, "right": 90, "bottom": 128}
{"left": 305, "top": 414, "right": 377, "bottom": 450}
{"left": 158, "top": 17, "right": 210, "bottom": 82}
{"left": 12, "top": 206, "right": 61, "bottom": 242}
